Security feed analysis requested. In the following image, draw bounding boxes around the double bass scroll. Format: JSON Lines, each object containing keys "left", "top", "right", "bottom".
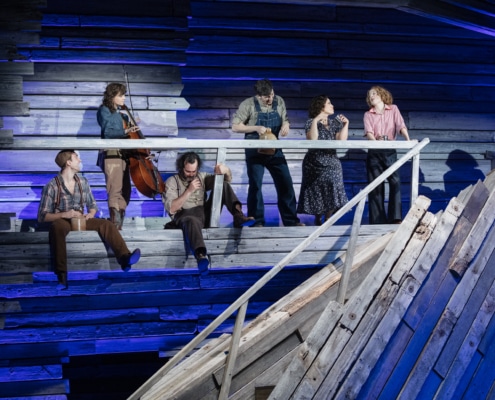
{"left": 120, "top": 104, "right": 165, "bottom": 199}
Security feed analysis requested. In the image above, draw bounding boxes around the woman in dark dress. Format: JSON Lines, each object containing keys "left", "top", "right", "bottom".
{"left": 297, "top": 95, "right": 349, "bottom": 225}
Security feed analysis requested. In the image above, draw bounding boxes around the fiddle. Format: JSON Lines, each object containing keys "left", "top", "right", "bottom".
{"left": 120, "top": 104, "right": 165, "bottom": 198}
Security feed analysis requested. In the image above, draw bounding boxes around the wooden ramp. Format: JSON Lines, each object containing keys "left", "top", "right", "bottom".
{"left": 134, "top": 171, "right": 495, "bottom": 399}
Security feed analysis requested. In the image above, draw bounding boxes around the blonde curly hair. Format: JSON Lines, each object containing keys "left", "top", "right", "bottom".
{"left": 366, "top": 86, "right": 393, "bottom": 108}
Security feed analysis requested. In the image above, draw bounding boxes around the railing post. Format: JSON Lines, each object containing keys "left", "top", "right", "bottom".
{"left": 218, "top": 301, "right": 248, "bottom": 400}
{"left": 337, "top": 196, "right": 366, "bottom": 304}
{"left": 411, "top": 153, "right": 420, "bottom": 207}
{"left": 210, "top": 147, "right": 227, "bottom": 228}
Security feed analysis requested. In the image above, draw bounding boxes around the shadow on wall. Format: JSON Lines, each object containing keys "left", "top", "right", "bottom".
{"left": 419, "top": 149, "right": 485, "bottom": 214}
{"left": 444, "top": 149, "right": 485, "bottom": 195}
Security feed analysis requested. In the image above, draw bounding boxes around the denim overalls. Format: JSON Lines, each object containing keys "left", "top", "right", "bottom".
{"left": 244, "top": 97, "right": 299, "bottom": 226}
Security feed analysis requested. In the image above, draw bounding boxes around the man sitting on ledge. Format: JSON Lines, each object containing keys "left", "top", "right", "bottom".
{"left": 38, "top": 150, "right": 141, "bottom": 289}
{"left": 163, "top": 151, "right": 253, "bottom": 274}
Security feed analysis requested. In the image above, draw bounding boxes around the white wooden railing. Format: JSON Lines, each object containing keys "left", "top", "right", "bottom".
{"left": 1, "top": 137, "right": 424, "bottom": 227}
{"left": 1, "top": 137, "right": 430, "bottom": 399}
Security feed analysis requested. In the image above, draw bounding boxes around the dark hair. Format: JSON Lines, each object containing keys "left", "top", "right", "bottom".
{"left": 102, "top": 83, "right": 127, "bottom": 112}
{"left": 254, "top": 79, "right": 273, "bottom": 96}
{"left": 308, "top": 95, "right": 329, "bottom": 118}
{"left": 55, "top": 149, "right": 76, "bottom": 169}
{"left": 176, "top": 151, "right": 202, "bottom": 173}
{"left": 366, "top": 85, "right": 393, "bottom": 108}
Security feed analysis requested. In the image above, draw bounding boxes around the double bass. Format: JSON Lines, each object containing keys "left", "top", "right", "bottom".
{"left": 120, "top": 104, "right": 165, "bottom": 198}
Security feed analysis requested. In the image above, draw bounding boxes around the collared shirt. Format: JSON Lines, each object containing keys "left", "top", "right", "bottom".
{"left": 163, "top": 172, "right": 215, "bottom": 217}
{"left": 38, "top": 174, "right": 97, "bottom": 222}
{"left": 363, "top": 104, "right": 406, "bottom": 141}
{"left": 97, "top": 105, "right": 127, "bottom": 139}
{"left": 232, "top": 95, "right": 289, "bottom": 127}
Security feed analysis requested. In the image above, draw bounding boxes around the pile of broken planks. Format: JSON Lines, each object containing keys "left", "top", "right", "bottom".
{"left": 134, "top": 170, "right": 495, "bottom": 399}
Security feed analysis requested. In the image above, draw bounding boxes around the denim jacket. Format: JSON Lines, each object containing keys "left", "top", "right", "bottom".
{"left": 97, "top": 105, "right": 127, "bottom": 139}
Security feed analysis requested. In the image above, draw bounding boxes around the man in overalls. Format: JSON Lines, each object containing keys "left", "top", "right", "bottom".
{"left": 232, "top": 79, "right": 303, "bottom": 227}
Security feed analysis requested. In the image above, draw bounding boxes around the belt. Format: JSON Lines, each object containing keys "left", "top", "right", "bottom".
{"left": 104, "top": 149, "right": 122, "bottom": 158}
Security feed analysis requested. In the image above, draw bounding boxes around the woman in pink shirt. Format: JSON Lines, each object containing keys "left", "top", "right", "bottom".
{"left": 364, "top": 86, "right": 410, "bottom": 224}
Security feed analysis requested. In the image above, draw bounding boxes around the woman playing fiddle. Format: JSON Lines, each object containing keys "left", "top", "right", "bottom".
{"left": 97, "top": 82, "right": 140, "bottom": 230}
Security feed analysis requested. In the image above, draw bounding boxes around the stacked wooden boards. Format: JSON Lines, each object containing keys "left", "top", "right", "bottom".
{"left": 132, "top": 170, "right": 495, "bottom": 399}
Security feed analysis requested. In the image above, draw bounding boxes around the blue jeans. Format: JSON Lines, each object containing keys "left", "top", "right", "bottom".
{"left": 245, "top": 149, "right": 299, "bottom": 226}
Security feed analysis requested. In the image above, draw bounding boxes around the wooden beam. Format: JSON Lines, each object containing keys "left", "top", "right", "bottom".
{"left": 0, "top": 62, "right": 34, "bottom": 75}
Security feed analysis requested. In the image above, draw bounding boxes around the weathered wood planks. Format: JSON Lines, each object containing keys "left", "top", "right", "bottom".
{"left": 0, "top": 223, "right": 397, "bottom": 284}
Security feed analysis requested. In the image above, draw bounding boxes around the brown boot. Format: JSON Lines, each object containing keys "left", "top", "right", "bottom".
{"left": 119, "top": 209, "right": 125, "bottom": 230}
{"left": 233, "top": 205, "right": 254, "bottom": 228}
{"left": 56, "top": 272, "right": 68, "bottom": 290}
{"left": 109, "top": 207, "right": 122, "bottom": 230}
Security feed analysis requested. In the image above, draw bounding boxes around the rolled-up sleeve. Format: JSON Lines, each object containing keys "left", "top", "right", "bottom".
{"left": 233, "top": 98, "right": 255, "bottom": 126}
{"left": 163, "top": 176, "right": 179, "bottom": 216}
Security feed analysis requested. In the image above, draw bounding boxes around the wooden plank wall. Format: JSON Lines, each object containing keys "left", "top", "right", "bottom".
{"left": 179, "top": 1, "right": 495, "bottom": 224}
{"left": 1, "top": 1, "right": 495, "bottom": 398}
{"left": 0, "top": 0, "right": 191, "bottom": 224}
{"left": 1, "top": 1, "right": 495, "bottom": 228}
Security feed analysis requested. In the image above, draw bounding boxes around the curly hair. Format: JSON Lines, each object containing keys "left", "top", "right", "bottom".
{"left": 177, "top": 151, "right": 202, "bottom": 174}
{"left": 366, "top": 85, "right": 393, "bottom": 108}
{"left": 254, "top": 79, "right": 273, "bottom": 96}
{"left": 102, "top": 83, "right": 127, "bottom": 112}
{"left": 308, "top": 94, "right": 329, "bottom": 118}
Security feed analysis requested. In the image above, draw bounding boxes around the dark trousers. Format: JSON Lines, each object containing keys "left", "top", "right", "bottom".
{"left": 49, "top": 218, "right": 130, "bottom": 275}
{"left": 174, "top": 181, "right": 241, "bottom": 257}
{"left": 245, "top": 149, "right": 299, "bottom": 226}
{"left": 366, "top": 149, "right": 402, "bottom": 224}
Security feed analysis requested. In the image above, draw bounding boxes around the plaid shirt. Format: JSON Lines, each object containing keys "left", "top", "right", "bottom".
{"left": 38, "top": 173, "right": 97, "bottom": 222}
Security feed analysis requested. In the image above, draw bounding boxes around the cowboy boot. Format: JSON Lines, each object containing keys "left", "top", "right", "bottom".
{"left": 119, "top": 209, "right": 125, "bottom": 230}
{"left": 109, "top": 207, "right": 122, "bottom": 230}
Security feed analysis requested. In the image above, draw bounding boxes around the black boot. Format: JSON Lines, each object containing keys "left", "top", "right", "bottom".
{"left": 56, "top": 272, "right": 68, "bottom": 290}
{"left": 119, "top": 209, "right": 125, "bottom": 230}
{"left": 109, "top": 207, "right": 121, "bottom": 230}
{"left": 118, "top": 248, "right": 141, "bottom": 272}
{"left": 195, "top": 248, "right": 210, "bottom": 274}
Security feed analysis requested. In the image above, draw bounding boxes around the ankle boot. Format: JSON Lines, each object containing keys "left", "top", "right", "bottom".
{"left": 56, "top": 272, "right": 68, "bottom": 290}
{"left": 233, "top": 205, "right": 254, "bottom": 228}
{"left": 119, "top": 209, "right": 125, "bottom": 230}
{"left": 109, "top": 207, "right": 121, "bottom": 230}
{"left": 314, "top": 214, "right": 322, "bottom": 226}
{"left": 324, "top": 211, "right": 333, "bottom": 223}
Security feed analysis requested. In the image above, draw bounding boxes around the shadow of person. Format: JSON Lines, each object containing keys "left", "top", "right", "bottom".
{"left": 443, "top": 150, "right": 485, "bottom": 198}
{"left": 417, "top": 167, "right": 448, "bottom": 214}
